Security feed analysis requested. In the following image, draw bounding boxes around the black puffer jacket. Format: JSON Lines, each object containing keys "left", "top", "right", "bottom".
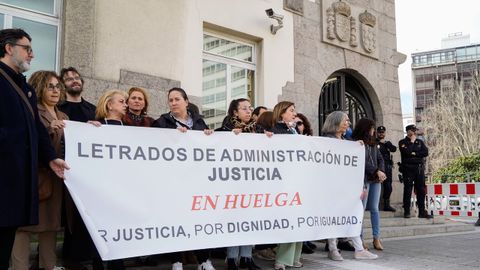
{"left": 271, "top": 122, "right": 296, "bottom": 134}
{"left": 152, "top": 112, "right": 208, "bottom": 131}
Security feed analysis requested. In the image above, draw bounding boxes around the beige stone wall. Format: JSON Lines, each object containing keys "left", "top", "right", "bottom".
{"left": 62, "top": 0, "right": 295, "bottom": 114}
{"left": 280, "top": 0, "right": 406, "bottom": 206}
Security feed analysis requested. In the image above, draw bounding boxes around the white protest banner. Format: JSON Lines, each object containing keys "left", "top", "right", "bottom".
{"left": 64, "top": 120, "right": 365, "bottom": 260}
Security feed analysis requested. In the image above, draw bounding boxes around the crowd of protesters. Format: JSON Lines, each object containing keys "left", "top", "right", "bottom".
{"left": 1, "top": 28, "right": 413, "bottom": 270}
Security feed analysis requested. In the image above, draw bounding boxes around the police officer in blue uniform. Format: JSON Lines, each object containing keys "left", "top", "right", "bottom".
{"left": 398, "top": 125, "right": 432, "bottom": 219}
{"left": 376, "top": 126, "right": 397, "bottom": 212}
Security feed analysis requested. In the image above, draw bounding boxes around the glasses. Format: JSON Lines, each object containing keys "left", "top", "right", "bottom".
{"left": 12, "top": 43, "right": 33, "bottom": 54}
{"left": 296, "top": 121, "right": 304, "bottom": 126}
{"left": 47, "top": 83, "right": 62, "bottom": 91}
{"left": 64, "top": 76, "right": 82, "bottom": 83}
{"left": 239, "top": 106, "right": 254, "bottom": 111}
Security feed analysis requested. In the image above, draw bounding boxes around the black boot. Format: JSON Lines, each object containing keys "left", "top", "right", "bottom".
{"left": 337, "top": 239, "right": 355, "bottom": 251}
{"left": 302, "top": 242, "right": 314, "bottom": 254}
{"left": 305, "top": 241, "right": 317, "bottom": 250}
{"left": 383, "top": 199, "right": 396, "bottom": 212}
{"left": 239, "top": 257, "right": 261, "bottom": 270}
{"left": 228, "top": 258, "right": 238, "bottom": 270}
{"left": 418, "top": 210, "right": 433, "bottom": 219}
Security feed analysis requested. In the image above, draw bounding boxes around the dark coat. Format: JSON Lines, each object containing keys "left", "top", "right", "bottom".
{"left": 0, "top": 61, "right": 56, "bottom": 227}
{"left": 399, "top": 136, "right": 429, "bottom": 165}
{"left": 271, "top": 122, "right": 296, "bottom": 134}
{"left": 58, "top": 98, "right": 96, "bottom": 123}
{"left": 122, "top": 112, "right": 154, "bottom": 127}
{"left": 152, "top": 112, "right": 208, "bottom": 131}
{"left": 19, "top": 105, "right": 68, "bottom": 232}
{"left": 365, "top": 144, "right": 385, "bottom": 184}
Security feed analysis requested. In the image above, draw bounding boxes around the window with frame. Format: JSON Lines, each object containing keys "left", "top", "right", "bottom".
{"left": 202, "top": 33, "right": 255, "bottom": 129}
{"left": 0, "top": 0, "right": 61, "bottom": 77}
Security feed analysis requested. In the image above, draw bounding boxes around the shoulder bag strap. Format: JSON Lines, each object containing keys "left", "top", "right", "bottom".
{"left": 0, "top": 68, "right": 35, "bottom": 119}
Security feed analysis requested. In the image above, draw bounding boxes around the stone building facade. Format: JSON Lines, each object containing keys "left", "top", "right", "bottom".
{"left": 0, "top": 0, "right": 406, "bottom": 205}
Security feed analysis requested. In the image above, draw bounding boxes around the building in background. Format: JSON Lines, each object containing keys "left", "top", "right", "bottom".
{"left": 1, "top": 0, "right": 406, "bottom": 203}
{"left": 411, "top": 33, "right": 480, "bottom": 127}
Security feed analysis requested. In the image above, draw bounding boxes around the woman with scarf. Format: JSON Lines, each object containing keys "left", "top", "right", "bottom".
{"left": 216, "top": 98, "right": 264, "bottom": 270}
{"left": 122, "top": 87, "right": 154, "bottom": 127}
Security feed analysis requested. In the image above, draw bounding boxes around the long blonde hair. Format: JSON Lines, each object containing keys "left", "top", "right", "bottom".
{"left": 95, "top": 89, "right": 128, "bottom": 119}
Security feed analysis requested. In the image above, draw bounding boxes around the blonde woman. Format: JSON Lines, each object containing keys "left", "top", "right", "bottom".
{"left": 93, "top": 89, "right": 128, "bottom": 270}
{"left": 96, "top": 89, "right": 128, "bottom": 126}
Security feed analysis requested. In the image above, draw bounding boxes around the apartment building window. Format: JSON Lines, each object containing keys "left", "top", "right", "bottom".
{"left": 0, "top": 0, "right": 62, "bottom": 77}
{"left": 202, "top": 33, "right": 255, "bottom": 129}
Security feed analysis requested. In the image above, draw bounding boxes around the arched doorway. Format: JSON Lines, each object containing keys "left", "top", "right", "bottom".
{"left": 319, "top": 71, "right": 375, "bottom": 131}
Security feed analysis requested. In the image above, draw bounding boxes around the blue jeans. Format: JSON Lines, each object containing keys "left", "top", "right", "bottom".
{"left": 363, "top": 182, "right": 381, "bottom": 239}
{"left": 227, "top": 245, "right": 253, "bottom": 259}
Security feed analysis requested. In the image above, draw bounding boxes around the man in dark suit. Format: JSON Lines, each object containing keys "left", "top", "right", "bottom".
{"left": 0, "top": 28, "right": 68, "bottom": 270}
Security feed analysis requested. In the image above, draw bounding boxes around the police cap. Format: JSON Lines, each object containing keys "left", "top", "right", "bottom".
{"left": 405, "top": 124, "right": 417, "bottom": 132}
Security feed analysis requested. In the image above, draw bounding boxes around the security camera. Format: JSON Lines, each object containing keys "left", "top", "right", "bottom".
{"left": 265, "top": 8, "right": 284, "bottom": 34}
{"left": 265, "top": 8, "right": 284, "bottom": 20}
{"left": 265, "top": 8, "right": 274, "bottom": 17}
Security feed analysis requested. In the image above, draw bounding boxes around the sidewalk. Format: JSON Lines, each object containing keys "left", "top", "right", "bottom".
{"left": 127, "top": 226, "right": 480, "bottom": 270}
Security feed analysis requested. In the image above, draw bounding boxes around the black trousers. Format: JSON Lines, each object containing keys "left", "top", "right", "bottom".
{"left": 382, "top": 165, "right": 393, "bottom": 200}
{"left": 403, "top": 164, "right": 426, "bottom": 213}
{"left": 0, "top": 227, "right": 17, "bottom": 270}
{"left": 169, "top": 249, "right": 210, "bottom": 264}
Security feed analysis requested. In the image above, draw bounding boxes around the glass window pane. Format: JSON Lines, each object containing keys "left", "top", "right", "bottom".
{"left": 13, "top": 17, "right": 57, "bottom": 77}
{"left": 231, "top": 66, "right": 254, "bottom": 103}
{"left": 202, "top": 59, "right": 227, "bottom": 129}
{"left": 456, "top": 48, "right": 466, "bottom": 61}
{"left": 203, "top": 34, "right": 253, "bottom": 62}
{"left": 0, "top": 0, "right": 55, "bottom": 15}
{"left": 466, "top": 47, "right": 476, "bottom": 60}
{"left": 0, "top": 13, "right": 4, "bottom": 29}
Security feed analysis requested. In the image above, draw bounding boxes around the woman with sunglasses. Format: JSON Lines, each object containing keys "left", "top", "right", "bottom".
{"left": 294, "top": 113, "right": 313, "bottom": 136}
{"left": 11, "top": 71, "right": 68, "bottom": 270}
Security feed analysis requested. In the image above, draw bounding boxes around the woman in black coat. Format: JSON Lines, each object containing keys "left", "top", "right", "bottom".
{"left": 152, "top": 87, "right": 214, "bottom": 270}
{"left": 152, "top": 88, "right": 212, "bottom": 134}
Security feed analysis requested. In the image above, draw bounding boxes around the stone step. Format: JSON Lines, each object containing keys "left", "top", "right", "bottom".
{"left": 363, "top": 211, "right": 397, "bottom": 218}
{"left": 362, "top": 216, "right": 446, "bottom": 228}
{"left": 362, "top": 221, "right": 474, "bottom": 240}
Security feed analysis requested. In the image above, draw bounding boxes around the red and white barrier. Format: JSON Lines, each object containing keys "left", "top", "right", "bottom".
{"left": 425, "top": 183, "right": 480, "bottom": 217}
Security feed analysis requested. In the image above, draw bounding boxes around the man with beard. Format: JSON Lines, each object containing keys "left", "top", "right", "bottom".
{"left": 0, "top": 28, "right": 68, "bottom": 270}
{"left": 58, "top": 67, "right": 96, "bottom": 122}
{"left": 58, "top": 67, "right": 101, "bottom": 269}
{"left": 376, "top": 126, "right": 397, "bottom": 212}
